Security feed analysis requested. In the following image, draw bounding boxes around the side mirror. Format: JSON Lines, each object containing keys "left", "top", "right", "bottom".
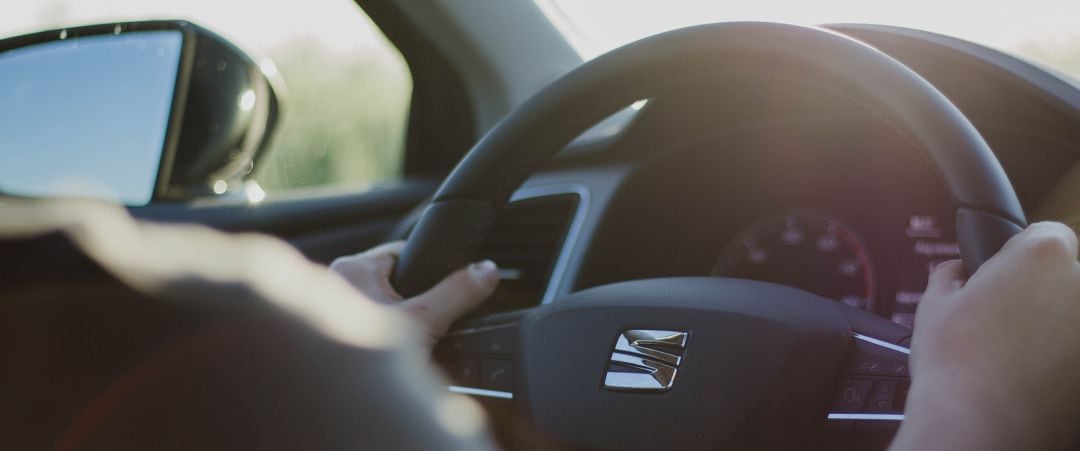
{"left": 0, "top": 20, "right": 282, "bottom": 205}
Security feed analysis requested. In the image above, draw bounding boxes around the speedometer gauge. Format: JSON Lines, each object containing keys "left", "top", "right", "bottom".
{"left": 713, "top": 211, "right": 877, "bottom": 312}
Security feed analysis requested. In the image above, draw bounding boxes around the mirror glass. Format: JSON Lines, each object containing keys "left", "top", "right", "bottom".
{"left": 0, "top": 30, "right": 183, "bottom": 205}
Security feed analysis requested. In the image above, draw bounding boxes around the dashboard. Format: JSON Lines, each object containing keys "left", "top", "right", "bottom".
{"left": 567, "top": 115, "right": 962, "bottom": 330}
{"left": 506, "top": 24, "right": 1080, "bottom": 330}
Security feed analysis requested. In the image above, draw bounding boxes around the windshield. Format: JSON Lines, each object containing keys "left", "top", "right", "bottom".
{"left": 539, "top": 0, "right": 1080, "bottom": 80}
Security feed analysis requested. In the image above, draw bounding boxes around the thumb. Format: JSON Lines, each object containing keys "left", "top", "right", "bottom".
{"left": 923, "top": 259, "right": 966, "bottom": 300}
{"left": 397, "top": 260, "right": 499, "bottom": 343}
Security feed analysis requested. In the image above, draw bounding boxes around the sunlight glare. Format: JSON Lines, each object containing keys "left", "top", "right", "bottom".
{"left": 539, "top": 0, "right": 1080, "bottom": 74}
{"left": 244, "top": 181, "right": 265, "bottom": 203}
{"left": 239, "top": 89, "right": 256, "bottom": 111}
{"left": 258, "top": 58, "right": 279, "bottom": 78}
{"left": 0, "top": 0, "right": 386, "bottom": 57}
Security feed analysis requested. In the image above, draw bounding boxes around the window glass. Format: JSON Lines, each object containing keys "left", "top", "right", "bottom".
{"left": 539, "top": 0, "right": 1080, "bottom": 81}
{"left": 1, "top": 0, "right": 412, "bottom": 196}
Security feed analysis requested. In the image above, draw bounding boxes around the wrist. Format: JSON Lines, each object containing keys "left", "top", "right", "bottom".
{"left": 891, "top": 370, "right": 1041, "bottom": 450}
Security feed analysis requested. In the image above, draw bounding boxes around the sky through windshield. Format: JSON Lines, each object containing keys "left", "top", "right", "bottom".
{"left": 539, "top": 0, "right": 1080, "bottom": 80}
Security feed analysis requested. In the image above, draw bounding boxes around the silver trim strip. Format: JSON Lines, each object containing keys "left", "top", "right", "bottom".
{"left": 510, "top": 184, "right": 591, "bottom": 305}
{"left": 448, "top": 385, "right": 513, "bottom": 400}
{"left": 823, "top": 335, "right": 909, "bottom": 422}
{"left": 852, "top": 333, "right": 911, "bottom": 355}
{"left": 827, "top": 413, "right": 904, "bottom": 421}
{"left": 445, "top": 322, "right": 516, "bottom": 337}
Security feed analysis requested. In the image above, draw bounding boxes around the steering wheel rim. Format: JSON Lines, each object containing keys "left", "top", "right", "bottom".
{"left": 394, "top": 21, "right": 1026, "bottom": 296}
{"left": 397, "top": 21, "right": 1028, "bottom": 449}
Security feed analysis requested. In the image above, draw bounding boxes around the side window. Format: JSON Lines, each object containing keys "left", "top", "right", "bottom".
{"left": 1, "top": 0, "right": 412, "bottom": 196}
{"left": 250, "top": 11, "right": 412, "bottom": 194}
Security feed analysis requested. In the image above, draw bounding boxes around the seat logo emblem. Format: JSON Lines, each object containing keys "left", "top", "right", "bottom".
{"left": 603, "top": 329, "right": 688, "bottom": 392}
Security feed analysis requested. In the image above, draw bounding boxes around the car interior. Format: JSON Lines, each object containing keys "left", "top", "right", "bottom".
{"left": 3, "top": 0, "right": 1080, "bottom": 450}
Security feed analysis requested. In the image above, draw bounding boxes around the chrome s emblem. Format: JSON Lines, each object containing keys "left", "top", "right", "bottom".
{"left": 603, "top": 329, "right": 688, "bottom": 392}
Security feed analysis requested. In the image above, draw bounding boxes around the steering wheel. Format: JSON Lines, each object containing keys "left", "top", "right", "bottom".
{"left": 393, "top": 22, "right": 1027, "bottom": 450}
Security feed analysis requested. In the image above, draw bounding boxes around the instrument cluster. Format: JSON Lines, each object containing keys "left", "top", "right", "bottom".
{"left": 715, "top": 209, "right": 960, "bottom": 328}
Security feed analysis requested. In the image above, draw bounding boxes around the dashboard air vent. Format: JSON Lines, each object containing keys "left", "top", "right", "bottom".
{"left": 471, "top": 192, "right": 581, "bottom": 315}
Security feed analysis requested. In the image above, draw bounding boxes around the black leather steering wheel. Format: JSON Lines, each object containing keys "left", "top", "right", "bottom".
{"left": 393, "top": 22, "right": 1027, "bottom": 450}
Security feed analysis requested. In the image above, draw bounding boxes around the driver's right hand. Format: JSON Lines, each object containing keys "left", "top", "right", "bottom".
{"left": 891, "top": 222, "right": 1080, "bottom": 450}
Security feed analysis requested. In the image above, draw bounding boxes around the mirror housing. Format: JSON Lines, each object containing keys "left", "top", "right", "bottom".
{"left": 165, "top": 22, "right": 283, "bottom": 200}
{"left": 0, "top": 20, "right": 283, "bottom": 204}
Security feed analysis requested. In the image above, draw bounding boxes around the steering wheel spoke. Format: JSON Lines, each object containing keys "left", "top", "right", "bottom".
{"left": 802, "top": 310, "right": 913, "bottom": 449}
{"left": 829, "top": 333, "right": 910, "bottom": 418}
{"left": 435, "top": 313, "right": 525, "bottom": 400}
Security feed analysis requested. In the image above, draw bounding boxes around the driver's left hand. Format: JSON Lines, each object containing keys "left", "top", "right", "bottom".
{"left": 331, "top": 241, "right": 499, "bottom": 348}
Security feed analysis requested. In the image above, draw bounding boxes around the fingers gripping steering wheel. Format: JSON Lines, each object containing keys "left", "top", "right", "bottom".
{"left": 393, "top": 22, "right": 1026, "bottom": 450}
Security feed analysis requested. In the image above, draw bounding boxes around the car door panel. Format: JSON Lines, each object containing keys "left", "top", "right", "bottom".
{"left": 129, "top": 179, "right": 437, "bottom": 263}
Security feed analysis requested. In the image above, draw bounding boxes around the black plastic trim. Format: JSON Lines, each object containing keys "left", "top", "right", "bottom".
{"left": 355, "top": 0, "right": 477, "bottom": 178}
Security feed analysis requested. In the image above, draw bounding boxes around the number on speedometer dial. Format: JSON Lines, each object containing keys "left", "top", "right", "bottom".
{"left": 713, "top": 211, "right": 877, "bottom": 312}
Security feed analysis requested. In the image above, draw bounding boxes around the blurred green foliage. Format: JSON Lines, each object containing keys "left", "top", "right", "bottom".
{"left": 251, "top": 38, "right": 412, "bottom": 193}
{"left": 247, "top": 32, "right": 1080, "bottom": 197}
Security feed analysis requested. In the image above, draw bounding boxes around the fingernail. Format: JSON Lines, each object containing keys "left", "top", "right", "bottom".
{"left": 375, "top": 254, "right": 395, "bottom": 267}
{"left": 469, "top": 260, "right": 498, "bottom": 284}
